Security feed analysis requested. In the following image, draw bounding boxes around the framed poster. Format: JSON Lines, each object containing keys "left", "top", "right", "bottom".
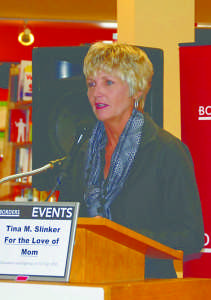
{"left": 0, "top": 201, "right": 79, "bottom": 282}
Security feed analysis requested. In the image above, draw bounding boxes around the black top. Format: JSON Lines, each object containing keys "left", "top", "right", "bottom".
{"left": 59, "top": 113, "right": 204, "bottom": 278}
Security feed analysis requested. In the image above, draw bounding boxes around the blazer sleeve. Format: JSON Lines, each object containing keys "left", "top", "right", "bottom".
{"left": 157, "top": 140, "right": 204, "bottom": 258}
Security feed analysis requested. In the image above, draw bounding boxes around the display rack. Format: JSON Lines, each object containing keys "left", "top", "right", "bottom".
{"left": 0, "top": 63, "right": 57, "bottom": 202}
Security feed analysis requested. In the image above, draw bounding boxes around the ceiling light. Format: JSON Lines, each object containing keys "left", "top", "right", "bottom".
{"left": 18, "top": 28, "right": 34, "bottom": 46}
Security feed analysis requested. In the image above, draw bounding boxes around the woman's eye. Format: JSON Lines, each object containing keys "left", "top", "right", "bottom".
{"left": 106, "top": 80, "right": 114, "bottom": 86}
{"left": 87, "top": 81, "right": 95, "bottom": 88}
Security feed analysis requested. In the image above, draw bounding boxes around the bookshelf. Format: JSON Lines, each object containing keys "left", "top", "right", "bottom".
{"left": 0, "top": 63, "right": 57, "bottom": 202}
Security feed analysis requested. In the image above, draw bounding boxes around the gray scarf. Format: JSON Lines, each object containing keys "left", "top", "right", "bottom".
{"left": 84, "top": 109, "right": 144, "bottom": 219}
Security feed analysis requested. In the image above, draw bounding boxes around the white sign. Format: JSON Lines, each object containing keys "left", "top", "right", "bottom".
{"left": 0, "top": 202, "right": 79, "bottom": 282}
{"left": 0, "top": 282, "right": 104, "bottom": 300}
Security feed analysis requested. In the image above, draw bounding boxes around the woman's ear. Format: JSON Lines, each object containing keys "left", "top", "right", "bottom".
{"left": 136, "top": 90, "right": 143, "bottom": 99}
{"left": 132, "top": 90, "right": 143, "bottom": 101}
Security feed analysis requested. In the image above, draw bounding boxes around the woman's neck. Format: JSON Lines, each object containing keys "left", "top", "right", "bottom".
{"left": 104, "top": 122, "right": 124, "bottom": 149}
{"left": 103, "top": 109, "right": 133, "bottom": 178}
{"left": 104, "top": 110, "right": 133, "bottom": 148}
{"left": 103, "top": 122, "right": 125, "bottom": 179}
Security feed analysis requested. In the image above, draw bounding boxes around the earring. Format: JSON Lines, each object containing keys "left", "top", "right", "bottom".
{"left": 134, "top": 98, "right": 140, "bottom": 109}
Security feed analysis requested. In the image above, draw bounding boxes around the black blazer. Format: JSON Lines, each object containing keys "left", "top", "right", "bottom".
{"left": 59, "top": 113, "right": 204, "bottom": 278}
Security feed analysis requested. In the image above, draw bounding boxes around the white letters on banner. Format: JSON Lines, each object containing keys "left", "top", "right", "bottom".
{"left": 198, "top": 106, "right": 211, "bottom": 120}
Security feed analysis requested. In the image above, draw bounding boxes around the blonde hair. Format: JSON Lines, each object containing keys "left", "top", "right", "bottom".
{"left": 83, "top": 42, "right": 154, "bottom": 111}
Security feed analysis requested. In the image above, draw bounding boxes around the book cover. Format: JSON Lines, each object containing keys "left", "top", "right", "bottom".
{"left": 15, "top": 147, "right": 32, "bottom": 183}
{"left": 23, "top": 188, "right": 33, "bottom": 201}
{"left": 17, "top": 60, "right": 32, "bottom": 102}
{"left": 0, "top": 101, "right": 7, "bottom": 130}
{"left": 15, "top": 148, "right": 20, "bottom": 174}
{"left": 18, "top": 147, "right": 29, "bottom": 183}
{"left": 10, "top": 73, "right": 18, "bottom": 102}
{"left": 0, "top": 88, "right": 8, "bottom": 101}
{"left": 32, "top": 188, "right": 40, "bottom": 202}
{"left": 9, "top": 109, "right": 27, "bottom": 143}
{"left": 0, "top": 131, "right": 4, "bottom": 162}
{"left": 26, "top": 106, "right": 32, "bottom": 142}
{"left": 28, "top": 147, "right": 32, "bottom": 183}
{"left": 13, "top": 185, "right": 24, "bottom": 202}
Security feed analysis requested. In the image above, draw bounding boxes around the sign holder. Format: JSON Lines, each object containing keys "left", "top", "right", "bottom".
{"left": 0, "top": 201, "right": 79, "bottom": 282}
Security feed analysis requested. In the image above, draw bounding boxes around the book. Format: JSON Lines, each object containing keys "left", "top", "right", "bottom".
{"left": 32, "top": 188, "right": 40, "bottom": 202}
{"left": 17, "top": 60, "right": 32, "bottom": 102}
{"left": 0, "top": 101, "right": 7, "bottom": 130}
{"left": 13, "top": 186, "right": 32, "bottom": 202}
{"left": 23, "top": 188, "right": 33, "bottom": 201}
{"left": 9, "top": 109, "right": 27, "bottom": 143}
{"left": 0, "top": 88, "right": 8, "bottom": 101}
{"left": 15, "top": 147, "right": 31, "bottom": 183}
{"left": 28, "top": 148, "right": 32, "bottom": 183}
{"left": 9, "top": 72, "right": 19, "bottom": 102}
{"left": 13, "top": 187, "right": 43, "bottom": 202}
{"left": 26, "top": 106, "right": 32, "bottom": 142}
{"left": 0, "top": 131, "right": 4, "bottom": 161}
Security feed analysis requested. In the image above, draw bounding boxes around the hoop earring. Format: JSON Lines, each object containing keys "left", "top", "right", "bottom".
{"left": 134, "top": 98, "right": 140, "bottom": 109}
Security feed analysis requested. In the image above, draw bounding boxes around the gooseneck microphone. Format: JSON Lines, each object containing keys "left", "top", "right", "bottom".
{"left": 0, "top": 127, "right": 91, "bottom": 189}
{"left": 0, "top": 157, "right": 66, "bottom": 185}
{"left": 44, "top": 126, "right": 91, "bottom": 201}
{"left": 60, "top": 126, "right": 91, "bottom": 173}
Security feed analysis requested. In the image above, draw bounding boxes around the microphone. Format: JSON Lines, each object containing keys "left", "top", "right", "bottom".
{"left": 61, "top": 126, "right": 91, "bottom": 172}
{"left": 44, "top": 126, "right": 92, "bottom": 201}
{"left": 0, "top": 127, "right": 92, "bottom": 186}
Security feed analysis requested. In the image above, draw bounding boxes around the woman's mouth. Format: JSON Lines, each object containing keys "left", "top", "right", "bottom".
{"left": 95, "top": 103, "right": 109, "bottom": 110}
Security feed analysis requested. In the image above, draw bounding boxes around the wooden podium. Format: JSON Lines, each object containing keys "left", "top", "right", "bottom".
{"left": 70, "top": 217, "right": 183, "bottom": 283}
{"left": 67, "top": 218, "right": 211, "bottom": 299}
{"left": 1, "top": 217, "right": 211, "bottom": 299}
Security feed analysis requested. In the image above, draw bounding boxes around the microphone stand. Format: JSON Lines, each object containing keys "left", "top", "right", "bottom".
{"left": 0, "top": 127, "right": 91, "bottom": 202}
{"left": 0, "top": 157, "right": 66, "bottom": 185}
{"left": 44, "top": 127, "right": 91, "bottom": 202}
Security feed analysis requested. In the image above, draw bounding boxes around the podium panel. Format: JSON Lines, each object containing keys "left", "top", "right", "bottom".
{"left": 70, "top": 228, "right": 145, "bottom": 283}
{"left": 69, "top": 218, "right": 183, "bottom": 283}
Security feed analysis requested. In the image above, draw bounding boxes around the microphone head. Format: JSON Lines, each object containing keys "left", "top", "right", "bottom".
{"left": 59, "top": 125, "right": 92, "bottom": 173}
{"left": 74, "top": 126, "right": 92, "bottom": 144}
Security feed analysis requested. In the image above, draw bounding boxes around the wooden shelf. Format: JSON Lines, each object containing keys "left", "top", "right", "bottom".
{"left": 10, "top": 182, "right": 32, "bottom": 188}
{"left": 9, "top": 100, "right": 32, "bottom": 109}
{"left": 13, "top": 142, "right": 32, "bottom": 148}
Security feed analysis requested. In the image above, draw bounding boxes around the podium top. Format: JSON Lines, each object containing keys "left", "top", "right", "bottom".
{"left": 77, "top": 217, "right": 183, "bottom": 260}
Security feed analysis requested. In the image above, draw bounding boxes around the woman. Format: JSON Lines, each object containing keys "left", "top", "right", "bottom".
{"left": 60, "top": 42, "right": 204, "bottom": 278}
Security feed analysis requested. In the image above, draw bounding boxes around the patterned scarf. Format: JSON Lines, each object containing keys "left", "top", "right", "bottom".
{"left": 84, "top": 109, "right": 144, "bottom": 219}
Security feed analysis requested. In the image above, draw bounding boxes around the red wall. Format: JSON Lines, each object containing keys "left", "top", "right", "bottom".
{"left": 0, "top": 20, "right": 117, "bottom": 62}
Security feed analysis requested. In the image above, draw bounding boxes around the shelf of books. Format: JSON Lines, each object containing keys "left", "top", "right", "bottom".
{"left": 0, "top": 62, "right": 59, "bottom": 202}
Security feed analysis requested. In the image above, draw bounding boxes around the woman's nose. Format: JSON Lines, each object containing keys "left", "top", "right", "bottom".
{"left": 92, "top": 83, "right": 103, "bottom": 98}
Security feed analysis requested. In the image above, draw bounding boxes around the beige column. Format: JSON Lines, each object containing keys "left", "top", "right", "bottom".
{"left": 117, "top": 0, "right": 195, "bottom": 139}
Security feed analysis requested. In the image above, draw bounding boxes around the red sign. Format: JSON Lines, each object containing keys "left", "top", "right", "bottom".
{"left": 180, "top": 44, "right": 211, "bottom": 277}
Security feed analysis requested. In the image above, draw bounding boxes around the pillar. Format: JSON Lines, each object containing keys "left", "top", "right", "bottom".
{"left": 117, "top": 0, "right": 195, "bottom": 139}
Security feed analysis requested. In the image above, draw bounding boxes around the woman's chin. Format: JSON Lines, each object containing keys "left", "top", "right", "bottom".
{"left": 94, "top": 110, "right": 111, "bottom": 122}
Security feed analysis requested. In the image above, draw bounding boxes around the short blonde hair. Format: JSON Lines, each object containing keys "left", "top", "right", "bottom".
{"left": 83, "top": 42, "right": 154, "bottom": 110}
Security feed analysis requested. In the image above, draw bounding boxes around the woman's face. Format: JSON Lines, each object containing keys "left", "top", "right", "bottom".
{"left": 86, "top": 70, "right": 134, "bottom": 126}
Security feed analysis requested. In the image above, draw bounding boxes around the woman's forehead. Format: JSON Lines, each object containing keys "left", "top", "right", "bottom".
{"left": 86, "top": 69, "right": 124, "bottom": 82}
{"left": 87, "top": 66, "right": 123, "bottom": 78}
